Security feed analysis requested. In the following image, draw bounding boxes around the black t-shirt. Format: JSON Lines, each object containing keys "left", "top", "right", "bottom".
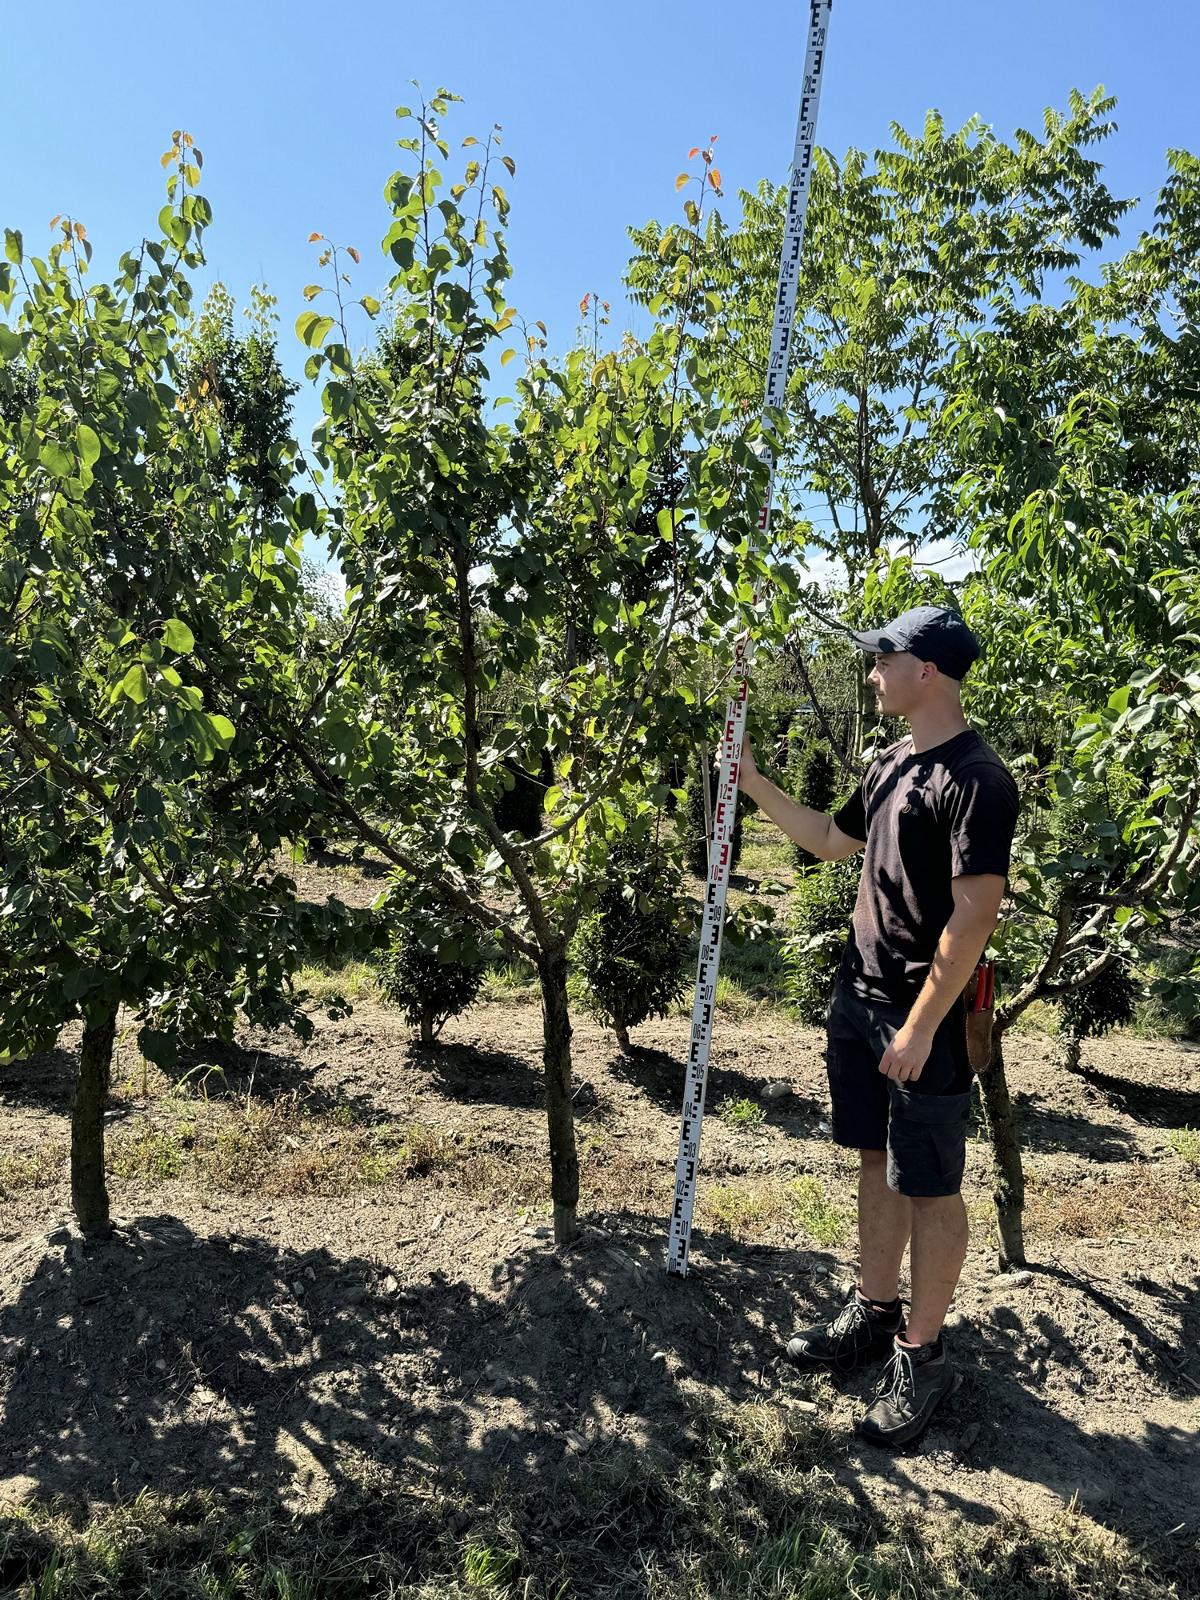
{"left": 831, "top": 729, "right": 1019, "bottom": 1007}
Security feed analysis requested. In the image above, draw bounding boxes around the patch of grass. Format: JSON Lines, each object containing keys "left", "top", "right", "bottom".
{"left": 0, "top": 1145, "right": 63, "bottom": 1196}
{"left": 461, "top": 1539, "right": 520, "bottom": 1593}
{"left": 1167, "top": 1127, "right": 1200, "bottom": 1168}
{"left": 787, "top": 1174, "right": 849, "bottom": 1248}
{"left": 477, "top": 962, "right": 539, "bottom": 1006}
{"left": 1006, "top": 998, "right": 1060, "bottom": 1038}
{"left": 671, "top": 973, "right": 773, "bottom": 1022}
{"left": 1, "top": 1424, "right": 1190, "bottom": 1600}
{"left": 1026, "top": 1165, "right": 1200, "bottom": 1241}
{"left": 109, "top": 1126, "right": 192, "bottom": 1182}
{"left": 295, "top": 960, "right": 379, "bottom": 1006}
{"left": 106, "top": 1102, "right": 459, "bottom": 1201}
{"left": 702, "top": 1174, "right": 849, "bottom": 1247}
{"left": 715, "top": 1097, "right": 766, "bottom": 1132}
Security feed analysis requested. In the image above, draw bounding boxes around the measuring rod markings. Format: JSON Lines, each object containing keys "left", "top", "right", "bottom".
{"left": 666, "top": 0, "right": 833, "bottom": 1277}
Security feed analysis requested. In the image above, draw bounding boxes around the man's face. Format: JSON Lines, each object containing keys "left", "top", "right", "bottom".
{"left": 867, "top": 650, "right": 930, "bottom": 717}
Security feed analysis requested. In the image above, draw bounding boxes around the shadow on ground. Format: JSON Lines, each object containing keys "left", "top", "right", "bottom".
{"left": 0, "top": 1213, "right": 1194, "bottom": 1554}
{"left": 610, "top": 1045, "right": 824, "bottom": 1129}
{"left": 1079, "top": 1063, "right": 1200, "bottom": 1129}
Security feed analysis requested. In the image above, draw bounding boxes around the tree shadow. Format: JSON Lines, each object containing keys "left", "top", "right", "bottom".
{"left": 419, "top": 1040, "right": 551, "bottom": 1113}
{"left": 0, "top": 1215, "right": 1194, "bottom": 1558}
{"left": 1078, "top": 1063, "right": 1200, "bottom": 1129}
{"left": 609, "top": 1044, "right": 825, "bottom": 1128}
{"left": 1012, "top": 1100, "right": 1136, "bottom": 1163}
{"left": 0, "top": 1045, "right": 77, "bottom": 1113}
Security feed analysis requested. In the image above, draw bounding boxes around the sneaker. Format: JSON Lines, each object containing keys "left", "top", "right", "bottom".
{"left": 786, "top": 1288, "right": 904, "bottom": 1372}
{"left": 857, "top": 1336, "right": 955, "bottom": 1446}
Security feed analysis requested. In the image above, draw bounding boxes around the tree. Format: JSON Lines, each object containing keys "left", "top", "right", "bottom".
{"left": 214, "top": 95, "right": 786, "bottom": 1245}
{"left": 943, "top": 147, "right": 1200, "bottom": 1265}
{"left": 0, "top": 140, "right": 363, "bottom": 1237}
{"left": 630, "top": 89, "right": 1132, "bottom": 748}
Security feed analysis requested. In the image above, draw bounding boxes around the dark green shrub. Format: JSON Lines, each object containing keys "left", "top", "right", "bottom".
{"left": 1057, "top": 954, "right": 1141, "bottom": 1070}
{"left": 785, "top": 735, "right": 837, "bottom": 869}
{"left": 575, "top": 833, "right": 692, "bottom": 1051}
{"left": 782, "top": 856, "right": 859, "bottom": 1024}
{"left": 680, "top": 757, "right": 743, "bottom": 877}
{"left": 372, "top": 895, "right": 488, "bottom": 1044}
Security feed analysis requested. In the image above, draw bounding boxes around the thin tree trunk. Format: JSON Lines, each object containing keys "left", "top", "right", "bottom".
{"left": 1060, "top": 1027, "right": 1082, "bottom": 1073}
{"left": 538, "top": 949, "right": 580, "bottom": 1244}
{"left": 975, "top": 1029, "right": 1026, "bottom": 1269}
{"left": 614, "top": 1020, "right": 631, "bottom": 1054}
{"left": 697, "top": 743, "right": 713, "bottom": 863}
{"left": 420, "top": 1013, "right": 435, "bottom": 1046}
{"left": 72, "top": 1002, "right": 118, "bottom": 1239}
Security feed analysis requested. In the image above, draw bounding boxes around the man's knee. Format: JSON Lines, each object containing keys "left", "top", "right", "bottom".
{"left": 909, "top": 1190, "right": 966, "bottom": 1210}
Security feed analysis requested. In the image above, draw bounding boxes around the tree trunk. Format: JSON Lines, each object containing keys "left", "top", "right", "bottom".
{"left": 420, "top": 1013, "right": 435, "bottom": 1046}
{"left": 1059, "top": 1027, "right": 1082, "bottom": 1073}
{"left": 538, "top": 949, "right": 580, "bottom": 1244}
{"left": 72, "top": 1003, "right": 118, "bottom": 1239}
{"left": 852, "top": 669, "right": 869, "bottom": 761}
{"left": 975, "top": 1030, "right": 1026, "bottom": 1268}
{"left": 614, "top": 1020, "right": 631, "bottom": 1054}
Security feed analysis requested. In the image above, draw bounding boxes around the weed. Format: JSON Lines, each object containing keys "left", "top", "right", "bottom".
{"left": 109, "top": 1127, "right": 191, "bottom": 1182}
{"left": 1168, "top": 1126, "right": 1200, "bottom": 1167}
{"left": 1026, "top": 1166, "right": 1200, "bottom": 1240}
{"left": 462, "top": 1539, "right": 520, "bottom": 1592}
{"left": 294, "top": 960, "right": 379, "bottom": 1006}
{"left": 716, "top": 1096, "right": 766, "bottom": 1132}
{"left": 0, "top": 1146, "right": 63, "bottom": 1195}
{"left": 478, "top": 963, "right": 539, "bottom": 1005}
{"left": 702, "top": 1174, "right": 848, "bottom": 1246}
{"left": 787, "top": 1174, "right": 849, "bottom": 1247}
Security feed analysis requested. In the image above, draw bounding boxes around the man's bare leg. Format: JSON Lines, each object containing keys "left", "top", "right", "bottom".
{"left": 904, "top": 1192, "right": 968, "bottom": 1345}
{"left": 857, "top": 1149, "right": 911, "bottom": 1304}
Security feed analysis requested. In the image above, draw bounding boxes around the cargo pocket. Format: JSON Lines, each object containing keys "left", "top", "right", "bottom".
{"left": 886, "top": 1086, "right": 971, "bottom": 1198}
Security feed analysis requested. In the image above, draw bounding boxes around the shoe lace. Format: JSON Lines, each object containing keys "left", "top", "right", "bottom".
{"left": 874, "top": 1346, "right": 916, "bottom": 1407}
{"left": 829, "top": 1297, "right": 868, "bottom": 1340}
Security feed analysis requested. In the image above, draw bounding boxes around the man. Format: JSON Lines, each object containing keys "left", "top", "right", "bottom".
{"left": 738, "top": 605, "right": 1018, "bottom": 1446}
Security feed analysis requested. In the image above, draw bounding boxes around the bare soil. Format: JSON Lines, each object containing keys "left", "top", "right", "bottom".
{"left": 1, "top": 966, "right": 1197, "bottom": 1573}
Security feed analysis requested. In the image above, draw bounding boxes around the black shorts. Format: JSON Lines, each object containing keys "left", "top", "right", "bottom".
{"left": 825, "top": 981, "right": 972, "bottom": 1198}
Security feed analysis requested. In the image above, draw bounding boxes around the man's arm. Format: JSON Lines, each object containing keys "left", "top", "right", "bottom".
{"left": 878, "top": 874, "right": 1006, "bottom": 1084}
{"left": 738, "top": 742, "right": 864, "bottom": 863}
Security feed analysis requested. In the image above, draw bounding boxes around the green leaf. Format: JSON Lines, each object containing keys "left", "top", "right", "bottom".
{"left": 162, "top": 618, "right": 195, "bottom": 655}
{"left": 0, "top": 325, "right": 21, "bottom": 359}
{"left": 38, "top": 439, "right": 74, "bottom": 478}
{"left": 76, "top": 424, "right": 101, "bottom": 468}
{"left": 4, "top": 228, "right": 22, "bottom": 265}
{"left": 208, "top": 714, "right": 236, "bottom": 746}
{"left": 296, "top": 311, "right": 335, "bottom": 348}
{"left": 120, "top": 664, "right": 149, "bottom": 704}
{"left": 500, "top": 348, "right": 516, "bottom": 366}
{"left": 360, "top": 295, "right": 381, "bottom": 316}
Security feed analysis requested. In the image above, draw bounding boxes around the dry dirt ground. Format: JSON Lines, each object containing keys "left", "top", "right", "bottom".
{"left": 1, "top": 961, "right": 1198, "bottom": 1589}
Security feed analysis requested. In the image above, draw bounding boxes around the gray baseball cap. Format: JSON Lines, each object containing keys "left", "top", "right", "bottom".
{"left": 850, "top": 605, "right": 981, "bottom": 681}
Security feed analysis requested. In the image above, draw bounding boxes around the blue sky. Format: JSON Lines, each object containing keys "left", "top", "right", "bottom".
{"left": 2, "top": 0, "right": 1197, "bottom": 469}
